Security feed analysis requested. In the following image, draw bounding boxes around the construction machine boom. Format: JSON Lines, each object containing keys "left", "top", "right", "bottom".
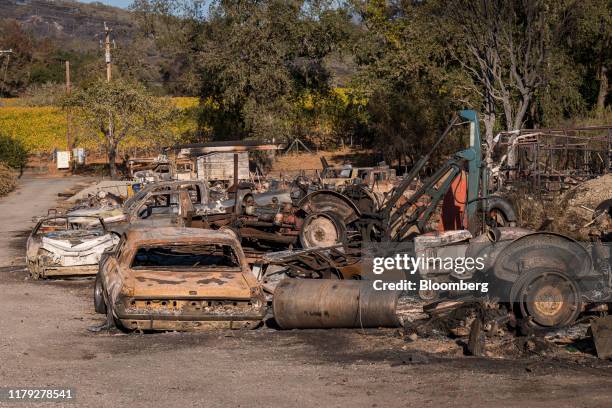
{"left": 358, "top": 110, "right": 513, "bottom": 242}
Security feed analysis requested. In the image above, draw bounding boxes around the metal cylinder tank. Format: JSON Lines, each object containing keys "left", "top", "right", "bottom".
{"left": 272, "top": 279, "right": 400, "bottom": 329}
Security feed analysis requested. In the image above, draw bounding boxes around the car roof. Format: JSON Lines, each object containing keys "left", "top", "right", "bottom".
{"left": 125, "top": 227, "right": 239, "bottom": 247}
{"left": 125, "top": 181, "right": 206, "bottom": 206}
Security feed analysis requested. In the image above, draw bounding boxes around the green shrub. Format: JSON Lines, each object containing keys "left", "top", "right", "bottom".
{"left": 0, "top": 162, "right": 16, "bottom": 196}
{"left": 0, "top": 132, "right": 29, "bottom": 169}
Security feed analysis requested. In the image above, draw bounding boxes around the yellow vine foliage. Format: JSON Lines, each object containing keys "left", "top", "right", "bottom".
{"left": 0, "top": 97, "right": 200, "bottom": 153}
{"left": 0, "top": 92, "right": 361, "bottom": 153}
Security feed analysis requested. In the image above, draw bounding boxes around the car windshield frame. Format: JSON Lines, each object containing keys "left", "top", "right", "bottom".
{"left": 33, "top": 216, "right": 107, "bottom": 235}
{"left": 129, "top": 242, "right": 243, "bottom": 271}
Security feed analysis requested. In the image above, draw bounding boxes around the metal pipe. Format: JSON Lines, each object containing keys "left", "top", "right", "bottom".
{"left": 272, "top": 279, "right": 400, "bottom": 329}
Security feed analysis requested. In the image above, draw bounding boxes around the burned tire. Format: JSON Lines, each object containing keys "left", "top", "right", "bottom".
{"left": 94, "top": 273, "right": 107, "bottom": 315}
{"left": 299, "top": 212, "right": 346, "bottom": 249}
{"left": 510, "top": 268, "right": 581, "bottom": 328}
{"left": 467, "top": 318, "right": 485, "bottom": 356}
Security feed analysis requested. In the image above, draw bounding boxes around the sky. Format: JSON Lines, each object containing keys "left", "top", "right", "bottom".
{"left": 77, "top": 0, "right": 133, "bottom": 9}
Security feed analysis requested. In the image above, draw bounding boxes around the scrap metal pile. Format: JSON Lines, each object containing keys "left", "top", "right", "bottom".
{"left": 26, "top": 110, "right": 611, "bottom": 360}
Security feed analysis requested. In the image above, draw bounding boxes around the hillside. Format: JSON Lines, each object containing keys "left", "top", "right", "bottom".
{"left": 0, "top": 0, "right": 135, "bottom": 51}
{"left": 0, "top": 0, "right": 357, "bottom": 95}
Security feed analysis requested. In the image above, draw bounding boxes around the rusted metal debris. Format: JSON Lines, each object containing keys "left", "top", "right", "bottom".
{"left": 260, "top": 244, "right": 362, "bottom": 280}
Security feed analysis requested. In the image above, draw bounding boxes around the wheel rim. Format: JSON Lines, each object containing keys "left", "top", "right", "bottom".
{"left": 518, "top": 271, "right": 580, "bottom": 327}
{"left": 301, "top": 214, "right": 341, "bottom": 248}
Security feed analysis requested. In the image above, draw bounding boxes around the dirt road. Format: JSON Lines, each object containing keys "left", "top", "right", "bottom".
{"left": 0, "top": 176, "right": 92, "bottom": 267}
{"left": 0, "top": 176, "right": 611, "bottom": 407}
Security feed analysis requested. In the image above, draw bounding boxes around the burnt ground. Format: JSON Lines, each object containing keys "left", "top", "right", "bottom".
{"left": 0, "top": 176, "right": 611, "bottom": 407}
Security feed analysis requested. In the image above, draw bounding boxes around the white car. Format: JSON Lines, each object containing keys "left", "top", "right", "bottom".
{"left": 26, "top": 216, "right": 119, "bottom": 279}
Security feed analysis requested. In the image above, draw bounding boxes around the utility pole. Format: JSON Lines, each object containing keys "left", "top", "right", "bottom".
{"left": 65, "top": 60, "right": 72, "bottom": 152}
{"left": 104, "top": 22, "right": 112, "bottom": 82}
{"left": 0, "top": 49, "right": 13, "bottom": 96}
{"left": 65, "top": 60, "right": 71, "bottom": 94}
{"left": 103, "top": 22, "right": 115, "bottom": 177}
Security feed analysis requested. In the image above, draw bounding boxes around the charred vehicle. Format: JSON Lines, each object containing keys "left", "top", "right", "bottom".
{"left": 126, "top": 155, "right": 188, "bottom": 183}
{"left": 195, "top": 188, "right": 363, "bottom": 252}
{"left": 318, "top": 157, "right": 397, "bottom": 194}
{"left": 95, "top": 227, "right": 267, "bottom": 331}
{"left": 68, "top": 180, "right": 228, "bottom": 225}
{"left": 26, "top": 216, "right": 119, "bottom": 279}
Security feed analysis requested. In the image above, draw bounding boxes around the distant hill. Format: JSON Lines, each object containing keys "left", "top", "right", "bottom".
{"left": 0, "top": 0, "right": 169, "bottom": 96}
{"left": 0, "top": 0, "right": 136, "bottom": 51}
{"left": 0, "top": 0, "right": 356, "bottom": 94}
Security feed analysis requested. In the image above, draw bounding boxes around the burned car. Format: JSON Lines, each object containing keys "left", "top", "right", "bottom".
{"left": 95, "top": 227, "right": 266, "bottom": 331}
{"left": 26, "top": 216, "right": 119, "bottom": 279}
{"left": 69, "top": 180, "right": 228, "bottom": 226}
{"left": 318, "top": 157, "right": 397, "bottom": 194}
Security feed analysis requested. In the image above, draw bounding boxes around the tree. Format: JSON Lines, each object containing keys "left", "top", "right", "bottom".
{"left": 564, "top": 0, "right": 611, "bottom": 117}
{"left": 64, "top": 79, "right": 175, "bottom": 179}
{"left": 349, "top": 0, "right": 457, "bottom": 164}
{"left": 0, "top": 131, "right": 28, "bottom": 172}
{"left": 133, "top": 0, "right": 351, "bottom": 141}
{"left": 427, "top": 0, "right": 575, "bottom": 168}
{"left": 0, "top": 20, "right": 34, "bottom": 97}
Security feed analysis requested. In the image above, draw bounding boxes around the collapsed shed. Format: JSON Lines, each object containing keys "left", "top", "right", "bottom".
{"left": 164, "top": 140, "right": 286, "bottom": 183}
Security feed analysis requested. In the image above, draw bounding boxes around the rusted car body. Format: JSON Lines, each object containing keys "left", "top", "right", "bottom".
{"left": 95, "top": 227, "right": 266, "bottom": 331}
{"left": 26, "top": 216, "right": 119, "bottom": 279}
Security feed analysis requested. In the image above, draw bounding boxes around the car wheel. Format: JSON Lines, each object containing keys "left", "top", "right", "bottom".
{"left": 94, "top": 273, "right": 107, "bottom": 315}
{"left": 510, "top": 268, "right": 581, "bottom": 328}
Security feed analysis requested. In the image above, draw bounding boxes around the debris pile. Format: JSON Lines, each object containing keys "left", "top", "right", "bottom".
{"left": 556, "top": 174, "right": 612, "bottom": 239}
{"left": 507, "top": 174, "right": 611, "bottom": 239}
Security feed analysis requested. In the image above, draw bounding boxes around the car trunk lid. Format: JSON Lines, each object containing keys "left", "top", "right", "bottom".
{"left": 130, "top": 270, "right": 252, "bottom": 299}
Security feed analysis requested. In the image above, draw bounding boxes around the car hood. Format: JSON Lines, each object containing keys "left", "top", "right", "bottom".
{"left": 41, "top": 231, "right": 117, "bottom": 253}
{"left": 129, "top": 270, "right": 253, "bottom": 300}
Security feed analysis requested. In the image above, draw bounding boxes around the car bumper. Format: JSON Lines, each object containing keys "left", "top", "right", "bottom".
{"left": 113, "top": 297, "right": 267, "bottom": 331}
{"left": 116, "top": 319, "right": 261, "bottom": 331}
{"left": 41, "top": 265, "right": 98, "bottom": 278}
